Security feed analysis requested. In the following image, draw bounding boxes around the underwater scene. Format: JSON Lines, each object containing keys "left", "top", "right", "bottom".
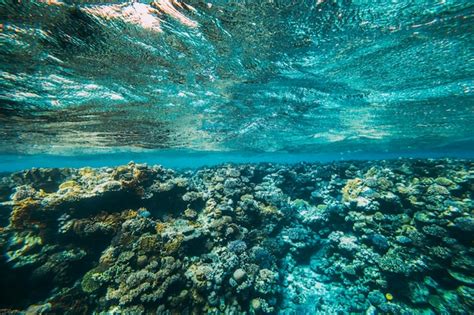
{"left": 0, "top": 0, "right": 473, "bottom": 314}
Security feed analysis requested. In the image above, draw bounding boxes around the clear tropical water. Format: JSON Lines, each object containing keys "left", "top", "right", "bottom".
{"left": 0, "top": 1, "right": 474, "bottom": 314}
{"left": 1, "top": 0, "right": 473, "bottom": 158}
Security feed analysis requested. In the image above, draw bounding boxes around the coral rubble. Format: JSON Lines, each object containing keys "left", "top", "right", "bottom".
{"left": 0, "top": 159, "right": 472, "bottom": 314}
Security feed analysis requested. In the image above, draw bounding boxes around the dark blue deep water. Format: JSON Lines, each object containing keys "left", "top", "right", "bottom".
{"left": 0, "top": 1, "right": 473, "bottom": 314}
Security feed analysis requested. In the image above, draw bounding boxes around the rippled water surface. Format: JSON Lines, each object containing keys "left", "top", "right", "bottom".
{"left": 1, "top": 0, "right": 473, "bottom": 155}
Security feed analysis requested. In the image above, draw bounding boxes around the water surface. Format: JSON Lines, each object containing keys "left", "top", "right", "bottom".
{"left": 1, "top": 0, "right": 473, "bottom": 157}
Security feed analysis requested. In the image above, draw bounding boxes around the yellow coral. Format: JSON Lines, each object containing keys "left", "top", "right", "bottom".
{"left": 138, "top": 235, "right": 160, "bottom": 252}
{"left": 342, "top": 178, "right": 363, "bottom": 202}
{"left": 79, "top": 167, "right": 95, "bottom": 178}
{"left": 260, "top": 204, "right": 278, "bottom": 214}
{"left": 59, "top": 180, "right": 80, "bottom": 190}
{"left": 377, "top": 177, "right": 392, "bottom": 190}
{"left": 99, "top": 247, "right": 116, "bottom": 265}
{"left": 365, "top": 167, "right": 378, "bottom": 177}
{"left": 385, "top": 293, "right": 393, "bottom": 301}
{"left": 164, "top": 234, "right": 184, "bottom": 255}
{"left": 155, "top": 222, "right": 167, "bottom": 234}
{"left": 126, "top": 210, "right": 138, "bottom": 219}
{"left": 115, "top": 165, "right": 129, "bottom": 173}
{"left": 189, "top": 221, "right": 201, "bottom": 229}
{"left": 11, "top": 197, "right": 40, "bottom": 228}
{"left": 240, "top": 194, "right": 253, "bottom": 201}
{"left": 132, "top": 168, "right": 146, "bottom": 182}
{"left": 38, "top": 189, "right": 48, "bottom": 198}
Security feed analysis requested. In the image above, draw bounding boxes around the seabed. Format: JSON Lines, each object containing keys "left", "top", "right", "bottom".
{"left": 0, "top": 158, "right": 472, "bottom": 314}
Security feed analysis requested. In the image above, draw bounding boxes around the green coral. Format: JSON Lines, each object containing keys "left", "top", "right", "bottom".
{"left": 81, "top": 265, "right": 108, "bottom": 293}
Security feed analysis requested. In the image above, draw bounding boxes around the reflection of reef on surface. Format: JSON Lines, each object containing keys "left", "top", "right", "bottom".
{"left": 0, "top": 159, "right": 472, "bottom": 314}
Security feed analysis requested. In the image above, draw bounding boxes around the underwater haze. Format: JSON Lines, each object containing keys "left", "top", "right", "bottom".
{"left": 0, "top": 1, "right": 474, "bottom": 314}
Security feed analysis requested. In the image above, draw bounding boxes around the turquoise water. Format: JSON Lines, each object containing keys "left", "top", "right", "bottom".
{"left": 1, "top": 1, "right": 474, "bottom": 314}
{"left": 1, "top": 0, "right": 473, "bottom": 158}
{"left": 1, "top": 149, "right": 474, "bottom": 172}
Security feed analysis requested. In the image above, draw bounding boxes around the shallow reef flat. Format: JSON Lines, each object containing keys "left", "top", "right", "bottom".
{"left": 0, "top": 159, "right": 472, "bottom": 314}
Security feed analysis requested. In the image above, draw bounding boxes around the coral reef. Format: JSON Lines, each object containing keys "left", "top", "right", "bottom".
{"left": 0, "top": 159, "right": 472, "bottom": 314}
